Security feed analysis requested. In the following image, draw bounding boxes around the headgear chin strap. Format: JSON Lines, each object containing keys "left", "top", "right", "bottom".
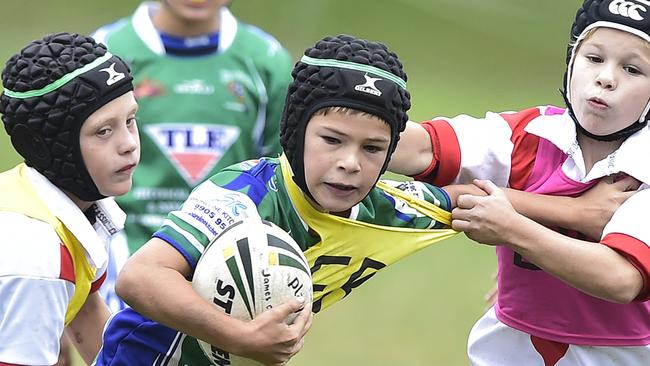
{"left": 563, "top": 1, "right": 650, "bottom": 141}
{"left": 279, "top": 35, "right": 410, "bottom": 202}
{"left": 1, "top": 33, "right": 134, "bottom": 201}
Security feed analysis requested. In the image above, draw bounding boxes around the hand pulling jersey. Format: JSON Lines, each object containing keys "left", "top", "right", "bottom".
{"left": 95, "top": 157, "right": 455, "bottom": 365}
{"left": 93, "top": 2, "right": 293, "bottom": 251}
{"left": 417, "top": 105, "right": 650, "bottom": 346}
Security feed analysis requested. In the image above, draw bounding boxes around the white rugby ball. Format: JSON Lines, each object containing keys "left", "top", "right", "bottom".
{"left": 192, "top": 218, "right": 312, "bottom": 366}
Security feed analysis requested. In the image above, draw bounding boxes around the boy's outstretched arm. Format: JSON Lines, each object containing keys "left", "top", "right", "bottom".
{"left": 444, "top": 176, "right": 639, "bottom": 239}
{"left": 504, "top": 176, "right": 640, "bottom": 240}
{"left": 116, "top": 238, "right": 312, "bottom": 365}
{"left": 389, "top": 121, "right": 433, "bottom": 176}
{"left": 452, "top": 180, "right": 644, "bottom": 304}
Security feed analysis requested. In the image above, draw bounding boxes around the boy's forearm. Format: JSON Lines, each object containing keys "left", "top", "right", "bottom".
{"left": 117, "top": 259, "right": 244, "bottom": 352}
{"left": 502, "top": 213, "right": 643, "bottom": 303}
{"left": 504, "top": 189, "right": 577, "bottom": 229}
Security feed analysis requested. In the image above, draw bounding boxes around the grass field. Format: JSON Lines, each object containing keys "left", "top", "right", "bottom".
{"left": 0, "top": 1, "right": 580, "bottom": 364}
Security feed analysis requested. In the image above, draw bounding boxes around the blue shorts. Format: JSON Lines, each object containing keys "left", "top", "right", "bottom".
{"left": 94, "top": 308, "right": 206, "bottom": 365}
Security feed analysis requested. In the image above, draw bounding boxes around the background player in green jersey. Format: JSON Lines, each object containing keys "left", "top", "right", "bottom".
{"left": 92, "top": 0, "right": 293, "bottom": 311}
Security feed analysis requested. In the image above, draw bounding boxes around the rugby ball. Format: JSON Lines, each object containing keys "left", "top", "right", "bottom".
{"left": 192, "top": 218, "right": 312, "bottom": 366}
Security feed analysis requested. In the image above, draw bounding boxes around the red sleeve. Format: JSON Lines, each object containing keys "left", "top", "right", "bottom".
{"left": 90, "top": 270, "right": 107, "bottom": 293}
{"left": 59, "top": 243, "right": 75, "bottom": 283}
{"left": 412, "top": 119, "right": 461, "bottom": 186}
{"left": 499, "top": 108, "right": 542, "bottom": 190}
{"left": 601, "top": 232, "right": 650, "bottom": 301}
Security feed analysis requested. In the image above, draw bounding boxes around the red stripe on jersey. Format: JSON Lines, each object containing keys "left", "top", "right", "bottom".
{"left": 0, "top": 362, "right": 27, "bottom": 365}
{"left": 499, "top": 108, "right": 542, "bottom": 190}
{"left": 59, "top": 243, "right": 75, "bottom": 284}
{"left": 530, "top": 335, "right": 569, "bottom": 366}
{"left": 601, "top": 232, "right": 650, "bottom": 301}
{"left": 90, "top": 270, "right": 107, "bottom": 293}
{"left": 414, "top": 119, "right": 461, "bottom": 186}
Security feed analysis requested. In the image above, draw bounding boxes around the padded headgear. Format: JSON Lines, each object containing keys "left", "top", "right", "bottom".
{"left": 1, "top": 32, "right": 133, "bottom": 201}
{"left": 563, "top": 0, "right": 650, "bottom": 141}
{"left": 280, "top": 34, "right": 410, "bottom": 197}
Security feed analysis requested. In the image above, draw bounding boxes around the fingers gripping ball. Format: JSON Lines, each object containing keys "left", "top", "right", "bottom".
{"left": 192, "top": 218, "right": 313, "bottom": 366}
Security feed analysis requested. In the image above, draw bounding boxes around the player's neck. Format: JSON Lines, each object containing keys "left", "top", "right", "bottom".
{"left": 152, "top": 9, "right": 220, "bottom": 37}
{"left": 577, "top": 133, "right": 624, "bottom": 175}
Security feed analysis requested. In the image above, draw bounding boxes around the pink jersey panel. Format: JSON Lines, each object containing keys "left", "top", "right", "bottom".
{"left": 495, "top": 138, "right": 650, "bottom": 346}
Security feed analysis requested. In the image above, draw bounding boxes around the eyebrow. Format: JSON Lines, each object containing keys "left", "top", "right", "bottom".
{"left": 320, "top": 126, "right": 390, "bottom": 143}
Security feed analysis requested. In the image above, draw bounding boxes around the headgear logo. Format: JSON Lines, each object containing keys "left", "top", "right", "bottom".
{"left": 99, "top": 63, "right": 126, "bottom": 86}
{"left": 608, "top": 0, "right": 647, "bottom": 21}
{"left": 354, "top": 73, "right": 383, "bottom": 96}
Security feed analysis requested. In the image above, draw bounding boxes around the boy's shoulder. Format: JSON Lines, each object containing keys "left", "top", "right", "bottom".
{"left": 199, "top": 157, "right": 283, "bottom": 205}
{"left": 230, "top": 19, "right": 292, "bottom": 69}
{"left": 209, "top": 157, "right": 281, "bottom": 183}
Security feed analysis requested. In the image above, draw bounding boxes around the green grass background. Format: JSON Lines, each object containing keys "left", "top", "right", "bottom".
{"left": 0, "top": 1, "right": 580, "bottom": 365}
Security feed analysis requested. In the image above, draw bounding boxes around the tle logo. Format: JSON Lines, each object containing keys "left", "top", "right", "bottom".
{"left": 354, "top": 73, "right": 383, "bottom": 96}
{"left": 608, "top": 0, "right": 647, "bottom": 21}
{"left": 145, "top": 123, "right": 241, "bottom": 186}
{"left": 99, "top": 63, "right": 126, "bottom": 86}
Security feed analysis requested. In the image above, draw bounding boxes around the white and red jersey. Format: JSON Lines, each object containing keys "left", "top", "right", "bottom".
{"left": 0, "top": 167, "right": 124, "bottom": 365}
{"left": 417, "top": 105, "right": 650, "bottom": 346}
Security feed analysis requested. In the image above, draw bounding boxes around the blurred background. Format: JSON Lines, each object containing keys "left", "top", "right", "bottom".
{"left": 0, "top": 1, "right": 579, "bottom": 364}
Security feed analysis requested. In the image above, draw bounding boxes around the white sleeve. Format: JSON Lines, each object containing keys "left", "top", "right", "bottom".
{"left": 603, "top": 188, "right": 650, "bottom": 243}
{"left": 0, "top": 213, "right": 70, "bottom": 365}
{"left": 446, "top": 112, "right": 515, "bottom": 186}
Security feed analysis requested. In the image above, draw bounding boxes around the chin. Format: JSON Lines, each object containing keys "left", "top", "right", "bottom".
{"left": 101, "top": 184, "right": 132, "bottom": 198}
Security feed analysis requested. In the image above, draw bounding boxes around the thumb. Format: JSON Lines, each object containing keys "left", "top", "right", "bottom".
{"left": 472, "top": 179, "right": 499, "bottom": 196}
{"left": 273, "top": 296, "right": 307, "bottom": 317}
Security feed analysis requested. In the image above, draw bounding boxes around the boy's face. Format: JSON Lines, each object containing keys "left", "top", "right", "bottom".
{"left": 570, "top": 27, "right": 650, "bottom": 137}
{"left": 80, "top": 92, "right": 140, "bottom": 198}
{"left": 303, "top": 110, "right": 390, "bottom": 215}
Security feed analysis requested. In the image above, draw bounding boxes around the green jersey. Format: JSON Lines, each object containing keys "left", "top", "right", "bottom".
{"left": 93, "top": 3, "right": 292, "bottom": 251}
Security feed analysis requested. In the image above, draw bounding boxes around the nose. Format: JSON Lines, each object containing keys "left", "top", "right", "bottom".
{"left": 336, "top": 149, "right": 361, "bottom": 174}
{"left": 595, "top": 65, "right": 616, "bottom": 90}
{"left": 119, "top": 125, "right": 139, "bottom": 155}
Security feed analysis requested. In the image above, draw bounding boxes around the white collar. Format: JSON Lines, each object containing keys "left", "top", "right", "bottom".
{"left": 525, "top": 107, "right": 650, "bottom": 184}
{"left": 133, "top": 1, "right": 238, "bottom": 55}
{"left": 25, "top": 167, "right": 126, "bottom": 269}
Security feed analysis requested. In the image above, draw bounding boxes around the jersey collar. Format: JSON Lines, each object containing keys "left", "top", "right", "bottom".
{"left": 525, "top": 106, "right": 650, "bottom": 185}
{"left": 133, "top": 1, "right": 237, "bottom": 56}
{"left": 25, "top": 167, "right": 126, "bottom": 269}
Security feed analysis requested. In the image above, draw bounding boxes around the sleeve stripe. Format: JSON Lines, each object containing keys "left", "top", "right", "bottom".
{"left": 90, "top": 271, "right": 107, "bottom": 293}
{"left": 415, "top": 120, "right": 461, "bottom": 186}
{"left": 601, "top": 232, "right": 650, "bottom": 301}
{"left": 499, "top": 108, "right": 542, "bottom": 190}
{"left": 59, "top": 243, "right": 75, "bottom": 284}
{"left": 163, "top": 216, "right": 209, "bottom": 253}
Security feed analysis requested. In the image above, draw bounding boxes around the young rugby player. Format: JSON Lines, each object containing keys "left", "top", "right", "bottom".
{"left": 0, "top": 32, "right": 139, "bottom": 365}
{"left": 390, "top": 0, "right": 650, "bottom": 364}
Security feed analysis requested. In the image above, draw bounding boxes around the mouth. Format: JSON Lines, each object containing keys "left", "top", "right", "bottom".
{"left": 587, "top": 97, "right": 609, "bottom": 109}
{"left": 324, "top": 182, "right": 357, "bottom": 195}
{"left": 117, "top": 163, "right": 136, "bottom": 174}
